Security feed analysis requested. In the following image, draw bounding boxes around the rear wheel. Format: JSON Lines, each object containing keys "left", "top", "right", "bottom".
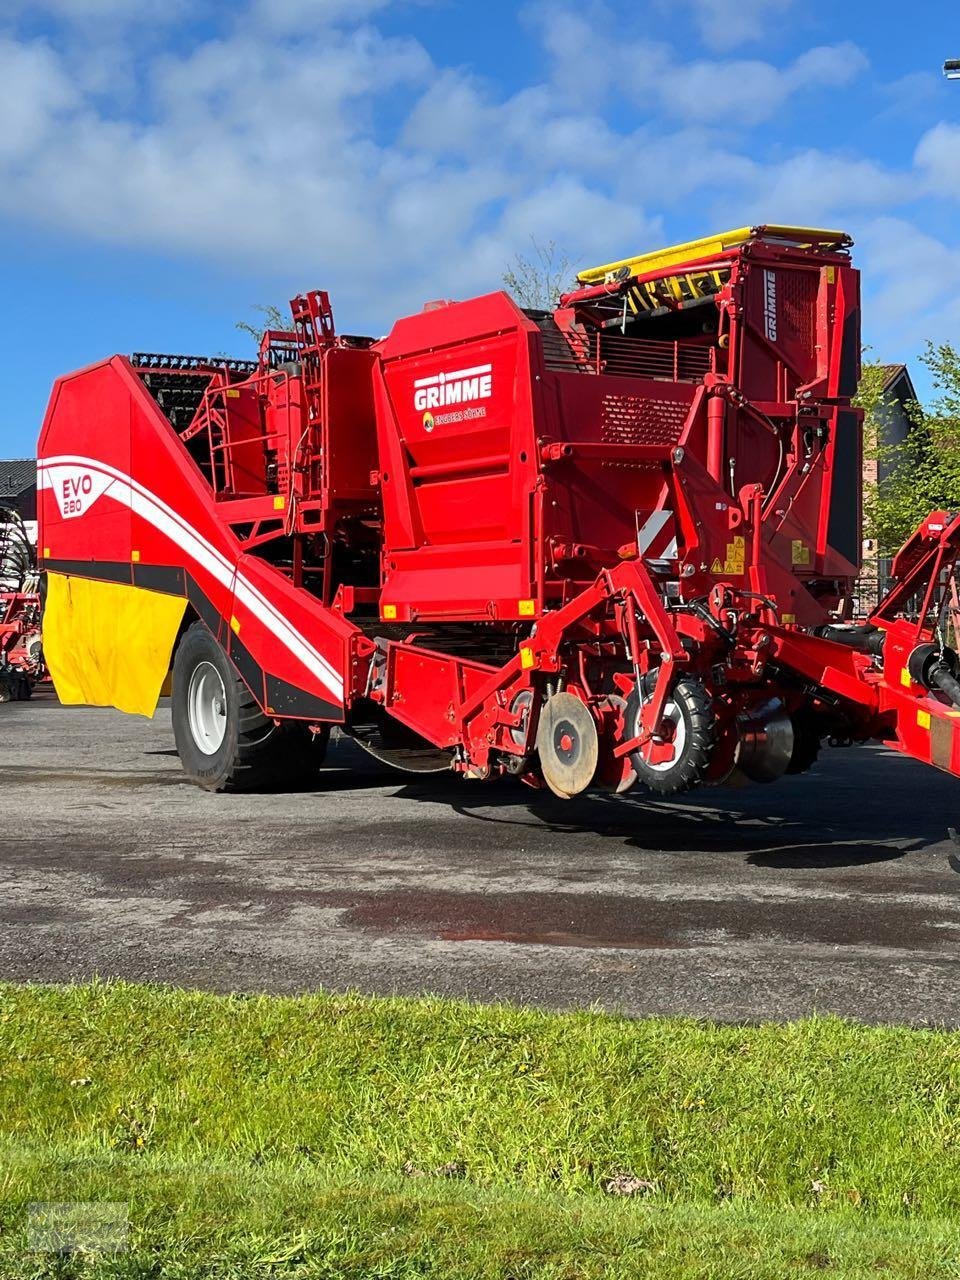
{"left": 171, "top": 621, "right": 326, "bottom": 791}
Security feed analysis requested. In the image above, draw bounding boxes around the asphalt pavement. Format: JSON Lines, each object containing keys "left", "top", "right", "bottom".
{"left": 3, "top": 691, "right": 960, "bottom": 1024}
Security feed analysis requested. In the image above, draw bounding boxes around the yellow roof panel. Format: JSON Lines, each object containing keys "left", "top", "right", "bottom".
{"left": 576, "top": 224, "right": 851, "bottom": 286}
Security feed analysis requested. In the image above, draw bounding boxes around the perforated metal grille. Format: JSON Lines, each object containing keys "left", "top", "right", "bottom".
{"left": 601, "top": 394, "right": 687, "bottom": 444}
{"left": 599, "top": 394, "right": 688, "bottom": 466}
{"left": 778, "top": 270, "right": 817, "bottom": 352}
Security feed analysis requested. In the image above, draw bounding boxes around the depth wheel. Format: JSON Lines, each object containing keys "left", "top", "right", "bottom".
{"left": 536, "top": 691, "right": 599, "bottom": 799}
{"left": 625, "top": 676, "right": 717, "bottom": 795}
{"left": 786, "top": 709, "right": 821, "bottom": 775}
{"left": 172, "top": 621, "right": 324, "bottom": 792}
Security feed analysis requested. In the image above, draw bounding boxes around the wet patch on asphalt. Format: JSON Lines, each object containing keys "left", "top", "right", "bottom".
{"left": 341, "top": 886, "right": 960, "bottom": 953}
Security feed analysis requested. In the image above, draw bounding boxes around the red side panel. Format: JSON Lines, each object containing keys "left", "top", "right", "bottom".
{"left": 38, "top": 356, "right": 354, "bottom": 720}
{"left": 374, "top": 293, "right": 541, "bottom": 621}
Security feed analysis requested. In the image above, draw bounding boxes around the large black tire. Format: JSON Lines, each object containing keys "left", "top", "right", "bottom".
{"left": 626, "top": 675, "right": 717, "bottom": 795}
{"left": 171, "top": 621, "right": 327, "bottom": 792}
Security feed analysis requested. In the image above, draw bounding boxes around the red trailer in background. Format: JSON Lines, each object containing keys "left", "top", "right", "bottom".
{"left": 34, "top": 225, "right": 960, "bottom": 797}
{"left": 0, "top": 508, "right": 44, "bottom": 702}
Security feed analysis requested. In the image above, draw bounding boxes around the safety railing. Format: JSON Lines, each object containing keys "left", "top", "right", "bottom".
{"left": 541, "top": 328, "right": 712, "bottom": 383}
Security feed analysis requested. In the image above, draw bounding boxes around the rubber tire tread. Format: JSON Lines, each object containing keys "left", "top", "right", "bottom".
{"left": 172, "top": 620, "right": 326, "bottom": 792}
{"left": 786, "top": 709, "right": 821, "bottom": 775}
{"left": 627, "top": 675, "right": 717, "bottom": 796}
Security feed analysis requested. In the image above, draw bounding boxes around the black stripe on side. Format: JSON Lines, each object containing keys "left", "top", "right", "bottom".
{"left": 186, "top": 571, "right": 224, "bottom": 642}
{"left": 265, "top": 672, "right": 342, "bottom": 721}
{"left": 133, "top": 563, "right": 185, "bottom": 595}
{"left": 44, "top": 558, "right": 132, "bottom": 585}
{"left": 43, "top": 558, "right": 344, "bottom": 724}
{"left": 228, "top": 628, "right": 267, "bottom": 708}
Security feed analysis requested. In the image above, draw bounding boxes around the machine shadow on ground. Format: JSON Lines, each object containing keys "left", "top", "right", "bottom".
{"left": 384, "top": 741, "right": 944, "bottom": 869}
{"left": 135, "top": 729, "right": 940, "bottom": 871}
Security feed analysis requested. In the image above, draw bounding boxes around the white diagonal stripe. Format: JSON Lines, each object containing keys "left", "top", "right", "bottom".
{"left": 636, "top": 508, "right": 671, "bottom": 553}
{"left": 38, "top": 455, "right": 343, "bottom": 702}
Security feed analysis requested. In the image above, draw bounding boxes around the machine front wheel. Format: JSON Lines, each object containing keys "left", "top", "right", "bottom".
{"left": 171, "top": 621, "right": 324, "bottom": 792}
{"left": 626, "top": 676, "right": 716, "bottom": 795}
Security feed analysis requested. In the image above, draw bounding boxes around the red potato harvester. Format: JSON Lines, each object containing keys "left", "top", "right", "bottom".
{"left": 35, "top": 225, "right": 960, "bottom": 799}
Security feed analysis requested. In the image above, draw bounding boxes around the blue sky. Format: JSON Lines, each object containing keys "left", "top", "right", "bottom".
{"left": 1, "top": 0, "right": 958, "bottom": 455}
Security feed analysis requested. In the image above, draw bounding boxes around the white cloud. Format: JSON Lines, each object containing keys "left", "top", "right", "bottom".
{"left": 914, "top": 122, "right": 960, "bottom": 198}
{"left": 858, "top": 217, "right": 960, "bottom": 353}
{"left": 0, "top": 14, "right": 659, "bottom": 326}
{"left": 742, "top": 151, "right": 908, "bottom": 223}
{"left": 471, "top": 176, "right": 662, "bottom": 284}
{"left": 656, "top": 42, "right": 868, "bottom": 125}
{"left": 247, "top": 0, "right": 394, "bottom": 31}
{"left": 0, "top": 0, "right": 951, "bottom": 372}
{"left": 0, "top": 37, "right": 76, "bottom": 161}
{"left": 2, "top": 0, "right": 188, "bottom": 19}
{"left": 402, "top": 73, "right": 627, "bottom": 175}
{"left": 684, "top": 0, "right": 793, "bottom": 50}
{"left": 527, "top": 3, "right": 867, "bottom": 127}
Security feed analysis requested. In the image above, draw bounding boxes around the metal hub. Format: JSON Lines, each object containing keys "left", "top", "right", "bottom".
{"left": 536, "top": 692, "right": 599, "bottom": 798}
{"left": 508, "top": 689, "right": 534, "bottom": 748}
{"left": 635, "top": 698, "right": 687, "bottom": 771}
{"left": 187, "top": 661, "right": 227, "bottom": 755}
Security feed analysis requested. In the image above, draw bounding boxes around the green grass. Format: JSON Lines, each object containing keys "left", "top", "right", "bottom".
{"left": 2, "top": 982, "right": 960, "bottom": 1277}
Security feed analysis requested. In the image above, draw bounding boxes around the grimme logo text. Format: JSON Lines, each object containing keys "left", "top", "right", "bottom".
{"left": 414, "top": 364, "right": 493, "bottom": 412}
{"left": 762, "top": 270, "right": 778, "bottom": 343}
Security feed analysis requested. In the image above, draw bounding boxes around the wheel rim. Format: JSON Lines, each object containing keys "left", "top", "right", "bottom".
{"left": 187, "top": 661, "right": 227, "bottom": 755}
{"left": 508, "top": 689, "right": 534, "bottom": 747}
{"left": 635, "top": 698, "right": 687, "bottom": 772}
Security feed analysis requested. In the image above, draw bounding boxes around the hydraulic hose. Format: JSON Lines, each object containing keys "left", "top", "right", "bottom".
{"left": 927, "top": 660, "right": 960, "bottom": 711}
{"left": 815, "top": 623, "right": 886, "bottom": 657}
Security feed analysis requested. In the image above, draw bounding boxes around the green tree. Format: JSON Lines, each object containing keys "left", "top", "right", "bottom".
{"left": 858, "top": 342, "right": 960, "bottom": 556}
{"left": 502, "top": 238, "right": 574, "bottom": 310}
{"left": 235, "top": 303, "right": 288, "bottom": 345}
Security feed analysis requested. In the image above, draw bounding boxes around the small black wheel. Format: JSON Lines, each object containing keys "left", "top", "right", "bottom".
{"left": 171, "top": 621, "right": 325, "bottom": 792}
{"left": 0, "top": 671, "right": 30, "bottom": 702}
{"left": 625, "top": 675, "right": 717, "bottom": 795}
{"left": 786, "top": 710, "right": 821, "bottom": 775}
{"left": 302, "top": 723, "right": 331, "bottom": 767}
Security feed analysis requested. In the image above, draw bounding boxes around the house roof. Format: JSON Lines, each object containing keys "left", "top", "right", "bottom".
{"left": 0, "top": 458, "right": 37, "bottom": 498}
{"left": 880, "top": 363, "right": 918, "bottom": 403}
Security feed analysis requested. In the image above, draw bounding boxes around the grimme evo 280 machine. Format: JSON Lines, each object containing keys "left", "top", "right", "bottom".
{"left": 36, "top": 226, "right": 960, "bottom": 796}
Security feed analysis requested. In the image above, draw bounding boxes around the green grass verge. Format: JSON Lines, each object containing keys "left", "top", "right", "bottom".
{"left": 2, "top": 982, "right": 960, "bottom": 1277}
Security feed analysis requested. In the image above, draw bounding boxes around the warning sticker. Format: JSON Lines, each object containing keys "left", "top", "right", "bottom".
{"left": 791, "top": 539, "right": 811, "bottom": 566}
{"left": 723, "top": 536, "right": 745, "bottom": 575}
{"left": 710, "top": 557, "right": 723, "bottom": 574}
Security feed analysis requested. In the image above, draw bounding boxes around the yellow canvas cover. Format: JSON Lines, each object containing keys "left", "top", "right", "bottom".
{"left": 43, "top": 572, "right": 186, "bottom": 718}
